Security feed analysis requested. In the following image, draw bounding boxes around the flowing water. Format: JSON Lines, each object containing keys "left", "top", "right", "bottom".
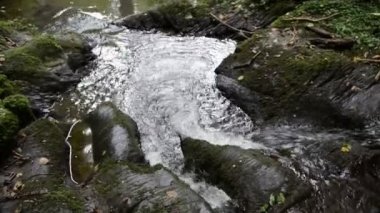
{"left": 3, "top": 0, "right": 380, "bottom": 210}
{"left": 47, "top": 9, "right": 265, "bottom": 207}
{"left": 43, "top": 6, "right": 380, "bottom": 210}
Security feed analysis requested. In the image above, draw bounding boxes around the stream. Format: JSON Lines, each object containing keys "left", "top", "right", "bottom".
{"left": 3, "top": 0, "right": 380, "bottom": 211}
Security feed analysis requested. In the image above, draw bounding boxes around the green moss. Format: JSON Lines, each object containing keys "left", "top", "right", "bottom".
{"left": 158, "top": 0, "right": 210, "bottom": 19}
{"left": 3, "top": 94, "right": 33, "bottom": 126}
{"left": 0, "top": 35, "right": 65, "bottom": 81}
{"left": 0, "top": 19, "right": 38, "bottom": 36}
{"left": 42, "top": 187, "right": 85, "bottom": 212}
{"left": 23, "top": 35, "right": 64, "bottom": 60}
{"left": 2, "top": 48, "right": 44, "bottom": 79}
{"left": 0, "top": 74, "right": 17, "bottom": 98}
{"left": 230, "top": 34, "right": 351, "bottom": 118}
{"left": 54, "top": 32, "right": 87, "bottom": 52}
{"left": 0, "top": 106, "right": 19, "bottom": 156}
{"left": 273, "top": 0, "right": 380, "bottom": 50}
{"left": 241, "top": 46, "right": 349, "bottom": 95}
{"left": 22, "top": 179, "right": 85, "bottom": 213}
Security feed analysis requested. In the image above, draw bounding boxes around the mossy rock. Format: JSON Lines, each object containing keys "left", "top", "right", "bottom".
{"left": 272, "top": 0, "right": 380, "bottom": 50}
{"left": 216, "top": 30, "right": 366, "bottom": 127}
{"left": 0, "top": 105, "right": 19, "bottom": 158}
{"left": 94, "top": 160, "right": 212, "bottom": 212}
{"left": 87, "top": 102, "right": 146, "bottom": 164}
{"left": 2, "top": 94, "right": 34, "bottom": 126}
{"left": 0, "top": 74, "right": 17, "bottom": 98}
{"left": 0, "top": 35, "right": 64, "bottom": 81}
{"left": 0, "top": 33, "right": 91, "bottom": 90}
{"left": 0, "top": 19, "right": 37, "bottom": 37}
{"left": 181, "top": 138, "right": 310, "bottom": 212}
{"left": 19, "top": 186, "right": 85, "bottom": 213}
{"left": 2, "top": 119, "right": 85, "bottom": 212}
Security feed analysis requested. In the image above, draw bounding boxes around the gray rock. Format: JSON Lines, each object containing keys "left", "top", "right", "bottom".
{"left": 181, "top": 138, "right": 310, "bottom": 212}
{"left": 87, "top": 102, "right": 146, "bottom": 164}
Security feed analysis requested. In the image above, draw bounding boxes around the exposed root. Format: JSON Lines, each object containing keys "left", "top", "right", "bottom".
{"left": 282, "top": 13, "right": 340, "bottom": 22}
{"left": 353, "top": 58, "right": 380, "bottom": 64}
{"left": 65, "top": 120, "right": 81, "bottom": 184}
{"left": 209, "top": 13, "right": 255, "bottom": 39}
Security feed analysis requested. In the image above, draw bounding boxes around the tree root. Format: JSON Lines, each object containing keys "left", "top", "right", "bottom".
{"left": 282, "top": 13, "right": 340, "bottom": 22}
{"left": 209, "top": 13, "right": 255, "bottom": 39}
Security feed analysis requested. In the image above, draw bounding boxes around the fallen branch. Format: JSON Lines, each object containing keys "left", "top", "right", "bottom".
{"left": 353, "top": 58, "right": 380, "bottom": 64}
{"left": 283, "top": 13, "right": 340, "bottom": 23}
{"left": 209, "top": 13, "right": 255, "bottom": 38}
{"left": 233, "top": 51, "right": 262, "bottom": 69}
{"left": 65, "top": 120, "right": 81, "bottom": 184}
{"left": 309, "top": 37, "right": 355, "bottom": 50}
{"left": 0, "top": 189, "right": 49, "bottom": 203}
{"left": 305, "top": 26, "right": 334, "bottom": 38}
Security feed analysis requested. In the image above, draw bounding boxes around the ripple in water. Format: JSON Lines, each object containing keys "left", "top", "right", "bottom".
{"left": 74, "top": 28, "right": 264, "bottom": 169}
{"left": 52, "top": 10, "right": 265, "bottom": 208}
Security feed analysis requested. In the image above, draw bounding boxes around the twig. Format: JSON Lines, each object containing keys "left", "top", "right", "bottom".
{"left": 353, "top": 58, "right": 380, "bottom": 64}
{"left": 209, "top": 13, "right": 255, "bottom": 38}
{"left": 305, "top": 26, "right": 334, "bottom": 38}
{"left": 0, "top": 189, "right": 49, "bottom": 203}
{"left": 233, "top": 50, "right": 262, "bottom": 69}
{"left": 288, "top": 25, "right": 298, "bottom": 46}
{"left": 65, "top": 120, "right": 81, "bottom": 184}
{"left": 282, "top": 13, "right": 340, "bottom": 22}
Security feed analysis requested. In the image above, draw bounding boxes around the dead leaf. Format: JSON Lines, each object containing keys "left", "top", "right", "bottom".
{"left": 341, "top": 144, "right": 352, "bottom": 153}
{"left": 38, "top": 157, "right": 50, "bottom": 165}
{"left": 375, "top": 71, "right": 380, "bottom": 81}
{"left": 351, "top": 85, "right": 362, "bottom": 92}
{"left": 16, "top": 173, "right": 23, "bottom": 178}
{"left": 13, "top": 180, "right": 24, "bottom": 191}
{"left": 373, "top": 55, "right": 380, "bottom": 59}
{"left": 237, "top": 75, "right": 244, "bottom": 81}
{"left": 166, "top": 190, "right": 178, "bottom": 199}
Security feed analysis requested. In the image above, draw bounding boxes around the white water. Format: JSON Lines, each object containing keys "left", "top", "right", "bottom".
{"left": 50, "top": 9, "right": 264, "bottom": 208}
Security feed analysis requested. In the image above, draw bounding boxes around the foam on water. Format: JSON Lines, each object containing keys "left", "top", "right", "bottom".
{"left": 52, "top": 10, "right": 264, "bottom": 207}
{"left": 74, "top": 28, "right": 264, "bottom": 169}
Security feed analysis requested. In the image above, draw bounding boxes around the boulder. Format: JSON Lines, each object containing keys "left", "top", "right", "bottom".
{"left": 87, "top": 102, "right": 146, "bottom": 164}
{"left": 216, "top": 28, "right": 378, "bottom": 128}
{"left": 181, "top": 138, "right": 310, "bottom": 212}
{"left": 0, "top": 119, "right": 85, "bottom": 212}
{"left": 117, "top": 0, "right": 300, "bottom": 40}
{"left": 0, "top": 105, "right": 19, "bottom": 159}
{"left": 93, "top": 161, "right": 212, "bottom": 212}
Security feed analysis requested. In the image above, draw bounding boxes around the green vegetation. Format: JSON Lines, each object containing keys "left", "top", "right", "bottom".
{"left": 0, "top": 35, "right": 65, "bottom": 81}
{"left": 0, "top": 74, "right": 17, "bottom": 98}
{"left": 0, "top": 19, "right": 37, "bottom": 36}
{"left": 273, "top": 0, "right": 380, "bottom": 50}
{"left": 260, "top": 192, "right": 286, "bottom": 212}
{"left": 0, "top": 106, "right": 19, "bottom": 156}
{"left": 3, "top": 94, "right": 33, "bottom": 126}
{"left": 42, "top": 187, "right": 85, "bottom": 212}
{"left": 158, "top": 0, "right": 210, "bottom": 19}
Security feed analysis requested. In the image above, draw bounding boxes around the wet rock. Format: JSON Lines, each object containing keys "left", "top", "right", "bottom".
{"left": 67, "top": 121, "right": 96, "bottom": 184}
{"left": 0, "top": 74, "right": 17, "bottom": 99}
{"left": 93, "top": 161, "right": 212, "bottom": 212}
{"left": 0, "top": 105, "right": 19, "bottom": 159}
{"left": 181, "top": 138, "right": 310, "bottom": 212}
{"left": 294, "top": 150, "right": 380, "bottom": 213}
{"left": 0, "top": 22, "right": 95, "bottom": 115}
{"left": 0, "top": 34, "right": 92, "bottom": 91}
{"left": 216, "top": 29, "right": 379, "bottom": 128}
{"left": 87, "top": 102, "right": 145, "bottom": 164}
{"left": 117, "top": 0, "right": 300, "bottom": 40}
{"left": 2, "top": 94, "right": 34, "bottom": 127}
{"left": 0, "top": 119, "right": 84, "bottom": 212}
{"left": 216, "top": 75, "right": 263, "bottom": 124}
